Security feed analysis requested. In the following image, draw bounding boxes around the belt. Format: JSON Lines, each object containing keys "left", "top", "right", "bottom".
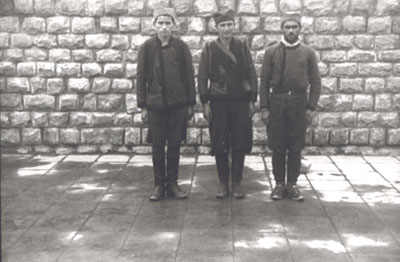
{"left": 271, "top": 90, "right": 305, "bottom": 95}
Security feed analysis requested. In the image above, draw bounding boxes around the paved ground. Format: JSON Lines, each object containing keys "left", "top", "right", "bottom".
{"left": 1, "top": 154, "right": 400, "bottom": 262}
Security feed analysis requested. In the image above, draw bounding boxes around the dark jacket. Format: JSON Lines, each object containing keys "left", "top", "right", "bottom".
{"left": 197, "top": 37, "right": 258, "bottom": 104}
{"left": 136, "top": 36, "right": 196, "bottom": 111}
{"left": 259, "top": 42, "right": 321, "bottom": 110}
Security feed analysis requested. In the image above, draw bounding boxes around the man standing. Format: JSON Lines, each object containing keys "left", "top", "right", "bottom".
{"left": 259, "top": 13, "right": 321, "bottom": 201}
{"left": 136, "top": 8, "right": 196, "bottom": 201}
{"left": 198, "top": 10, "right": 258, "bottom": 199}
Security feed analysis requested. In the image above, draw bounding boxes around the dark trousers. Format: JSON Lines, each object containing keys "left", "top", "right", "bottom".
{"left": 148, "top": 107, "right": 187, "bottom": 186}
{"left": 210, "top": 100, "right": 252, "bottom": 185}
{"left": 268, "top": 93, "right": 307, "bottom": 184}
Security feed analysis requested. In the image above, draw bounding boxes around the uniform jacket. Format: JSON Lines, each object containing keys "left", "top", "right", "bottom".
{"left": 136, "top": 36, "right": 196, "bottom": 111}
{"left": 259, "top": 42, "right": 321, "bottom": 110}
{"left": 197, "top": 37, "right": 258, "bottom": 104}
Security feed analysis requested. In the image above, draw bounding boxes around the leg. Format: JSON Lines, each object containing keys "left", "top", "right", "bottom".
{"left": 148, "top": 110, "right": 168, "bottom": 201}
{"left": 271, "top": 150, "right": 287, "bottom": 200}
{"left": 231, "top": 150, "right": 245, "bottom": 199}
{"left": 215, "top": 153, "right": 229, "bottom": 198}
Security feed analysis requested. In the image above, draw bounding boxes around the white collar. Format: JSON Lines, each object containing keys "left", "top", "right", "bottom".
{"left": 281, "top": 36, "right": 301, "bottom": 47}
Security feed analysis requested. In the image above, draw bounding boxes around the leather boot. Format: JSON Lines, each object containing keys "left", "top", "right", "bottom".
{"left": 166, "top": 148, "right": 188, "bottom": 199}
{"left": 215, "top": 154, "right": 229, "bottom": 199}
{"left": 232, "top": 151, "right": 245, "bottom": 199}
{"left": 149, "top": 154, "right": 165, "bottom": 201}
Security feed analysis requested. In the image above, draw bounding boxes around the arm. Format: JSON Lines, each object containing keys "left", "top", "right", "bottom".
{"left": 197, "top": 45, "right": 210, "bottom": 105}
{"left": 307, "top": 49, "right": 321, "bottom": 111}
{"left": 136, "top": 43, "right": 147, "bottom": 109}
{"left": 183, "top": 42, "right": 196, "bottom": 106}
{"left": 244, "top": 42, "right": 258, "bottom": 102}
{"left": 259, "top": 49, "right": 272, "bottom": 110}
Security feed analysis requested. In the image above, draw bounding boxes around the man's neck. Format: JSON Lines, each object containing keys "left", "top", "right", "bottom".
{"left": 157, "top": 35, "right": 171, "bottom": 46}
{"left": 219, "top": 37, "right": 232, "bottom": 49}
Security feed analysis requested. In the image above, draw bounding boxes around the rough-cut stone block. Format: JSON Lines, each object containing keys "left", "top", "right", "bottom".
{"left": 304, "top": 0, "right": 333, "bottom": 15}
{"left": 334, "top": 36, "right": 354, "bottom": 50}
{"left": 388, "top": 129, "right": 400, "bottom": 145}
{"left": 306, "top": 35, "right": 335, "bottom": 50}
{"left": 0, "top": 62, "right": 16, "bottom": 76}
{"left": 49, "top": 112, "right": 69, "bottom": 127}
{"left": 17, "top": 62, "right": 36, "bottom": 76}
{"left": 241, "top": 17, "right": 261, "bottom": 33}
{"left": 185, "top": 127, "right": 200, "bottom": 145}
{"left": 92, "top": 113, "right": 114, "bottom": 126}
{"left": 330, "top": 63, "right": 357, "bottom": 77}
{"left": 11, "top": 34, "right": 33, "bottom": 48}
{"left": 105, "top": 0, "right": 126, "bottom": 14}
{"left": 70, "top": 112, "right": 91, "bottom": 126}
{"left": 35, "top": 0, "right": 56, "bottom": 15}
{"left": 341, "top": 112, "right": 357, "bottom": 127}
{"left": 104, "top": 64, "right": 124, "bottom": 77}
{"left": 111, "top": 35, "right": 129, "bottom": 50}
{"left": 375, "top": 94, "right": 392, "bottom": 111}
{"left": 98, "top": 94, "right": 123, "bottom": 111}
{"left": 58, "top": 34, "right": 85, "bottom": 48}
{"left": 321, "top": 78, "right": 337, "bottom": 93}
{"left": 358, "top": 112, "right": 380, "bottom": 127}
{"left": 369, "top": 128, "right": 386, "bottom": 146}
{"left": 111, "top": 79, "right": 132, "bottom": 92}
{"left": 350, "top": 0, "right": 374, "bottom": 15}
{"left": 77, "top": 145, "right": 98, "bottom": 153}
{"left": 72, "top": 50, "right": 94, "bottom": 62}
{"left": 47, "top": 78, "right": 64, "bottom": 94}
{"left": 0, "top": 33, "right": 9, "bottom": 48}
{"left": 313, "top": 128, "right": 330, "bottom": 145}
{"left": 263, "top": 17, "right": 282, "bottom": 33}
{"left": 72, "top": 17, "right": 96, "bottom": 33}
{"left": 100, "top": 17, "right": 118, "bottom": 32}
{"left": 375, "top": 35, "right": 400, "bottom": 50}
{"left": 318, "top": 95, "right": 335, "bottom": 111}
{"left": 347, "top": 50, "right": 376, "bottom": 62}
{"left": 59, "top": 94, "right": 79, "bottom": 110}
{"left": 30, "top": 77, "right": 46, "bottom": 93}
{"left": 49, "top": 49, "right": 71, "bottom": 62}
{"left": 186, "top": 18, "right": 205, "bottom": 35}
{"left": 394, "top": 64, "right": 400, "bottom": 75}
{"left": 82, "top": 63, "right": 102, "bottom": 77}
{"left": 339, "top": 78, "right": 363, "bottom": 93}
{"left": 380, "top": 112, "right": 399, "bottom": 128}
{"left": 125, "top": 127, "right": 141, "bottom": 145}
{"left": 56, "top": 63, "right": 81, "bottom": 77}
{"left": 25, "top": 48, "right": 48, "bottom": 61}
{"left": 1, "top": 112, "right": 9, "bottom": 127}
{"left": 387, "top": 77, "right": 400, "bottom": 93}
{"left": 119, "top": 17, "right": 140, "bottom": 33}
{"left": 365, "top": 78, "right": 385, "bottom": 93}
{"left": 57, "top": 0, "right": 86, "bottom": 15}
{"left": 7, "top": 77, "right": 30, "bottom": 92}
{"left": 330, "top": 129, "right": 349, "bottom": 145}
{"left": 321, "top": 51, "right": 346, "bottom": 62}
{"left": 126, "top": 63, "right": 137, "bottom": 78}
{"left": 81, "top": 128, "right": 124, "bottom": 144}
{"left": 126, "top": 94, "right": 139, "bottom": 114}
{"left": 238, "top": 0, "right": 257, "bottom": 15}
{"left": 358, "top": 63, "right": 392, "bottom": 76}
{"left": 68, "top": 78, "right": 90, "bottom": 93}
{"left": 10, "top": 112, "right": 31, "bottom": 127}
{"left": 193, "top": 0, "right": 217, "bottom": 16}
{"left": 47, "top": 17, "right": 70, "bottom": 33}
{"left": 279, "top": 0, "right": 301, "bottom": 12}
{"left": 1, "top": 94, "right": 22, "bottom": 110}
{"left": 342, "top": 16, "right": 366, "bottom": 33}
{"left": 140, "top": 18, "right": 157, "bottom": 35}
{"left": 315, "top": 17, "right": 341, "bottom": 34}
{"left": 353, "top": 94, "right": 373, "bottom": 110}
{"left": 22, "top": 128, "right": 41, "bottom": 144}
{"left": 24, "top": 95, "right": 55, "bottom": 110}
{"left": 96, "top": 49, "right": 122, "bottom": 62}
{"left": 60, "top": 128, "right": 80, "bottom": 144}
{"left": 350, "top": 129, "right": 369, "bottom": 145}
{"left": 259, "top": 0, "right": 277, "bottom": 14}
{"left": 1, "top": 129, "right": 20, "bottom": 145}
{"left": 130, "top": 35, "right": 150, "bottom": 49}
{"left": 87, "top": 0, "right": 104, "bottom": 16}
{"left": 31, "top": 112, "right": 48, "bottom": 127}
{"left": 319, "top": 112, "right": 341, "bottom": 127}
{"left": 127, "top": 0, "right": 145, "bottom": 15}
{"left": 0, "top": 17, "right": 19, "bottom": 32}
{"left": 368, "top": 17, "right": 392, "bottom": 34}
{"left": 37, "top": 62, "right": 55, "bottom": 77}
{"left": 85, "top": 34, "right": 110, "bottom": 49}
{"left": 393, "top": 17, "right": 400, "bottom": 34}
{"left": 4, "top": 49, "right": 24, "bottom": 62}
{"left": 334, "top": 94, "right": 353, "bottom": 111}
{"left": 22, "top": 17, "right": 46, "bottom": 33}
{"left": 378, "top": 50, "right": 400, "bottom": 62}
{"left": 92, "top": 78, "right": 111, "bottom": 93}
{"left": 376, "top": 0, "right": 400, "bottom": 15}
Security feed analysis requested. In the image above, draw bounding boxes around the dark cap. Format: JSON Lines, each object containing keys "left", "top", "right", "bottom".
{"left": 213, "top": 9, "right": 235, "bottom": 26}
{"left": 281, "top": 12, "right": 301, "bottom": 27}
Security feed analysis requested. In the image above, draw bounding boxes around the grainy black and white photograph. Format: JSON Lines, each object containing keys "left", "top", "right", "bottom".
{"left": 1, "top": 0, "right": 400, "bottom": 261}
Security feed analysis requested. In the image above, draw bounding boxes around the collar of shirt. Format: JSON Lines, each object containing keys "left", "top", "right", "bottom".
{"left": 281, "top": 36, "right": 301, "bottom": 48}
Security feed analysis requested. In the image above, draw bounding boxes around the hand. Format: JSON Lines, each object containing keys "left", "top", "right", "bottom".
{"left": 249, "top": 102, "right": 256, "bottom": 118}
{"left": 261, "top": 109, "right": 270, "bottom": 124}
{"left": 187, "top": 106, "right": 194, "bottom": 120}
{"left": 141, "top": 108, "right": 148, "bottom": 124}
{"left": 202, "top": 103, "right": 211, "bottom": 122}
{"left": 306, "top": 109, "right": 315, "bottom": 125}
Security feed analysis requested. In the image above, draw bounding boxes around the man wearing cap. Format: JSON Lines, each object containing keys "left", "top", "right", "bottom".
{"left": 259, "top": 13, "right": 321, "bottom": 201}
{"left": 198, "top": 9, "right": 258, "bottom": 199}
{"left": 136, "top": 8, "right": 196, "bottom": 201}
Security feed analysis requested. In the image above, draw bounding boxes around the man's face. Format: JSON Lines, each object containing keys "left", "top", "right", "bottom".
{"left": 282, "top": 20, "right": 301, "bottom": 43}
{"left": 217, "top": 20, "right": 235, "bottom": 40}
{"left": 154, "top": 15, "right": 174, "bottom": 39}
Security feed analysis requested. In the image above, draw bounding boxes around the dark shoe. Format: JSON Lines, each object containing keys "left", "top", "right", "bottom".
{"left": 232, "top": 183, "right": 245, "bottom": 199}
{"left": 149, "top": 185, "right": 165, "bottom": 201}
{"left": 215, "top": 183, "right": 229, "bottom": 199}
{"left": 166, "top": 184, "right": 188, "bottom": 199}
{"left": 271, "top": 183, "right": 286, "bottom": 200}
{"left": 287, "top": 183, "right": 304, "bottom": 201}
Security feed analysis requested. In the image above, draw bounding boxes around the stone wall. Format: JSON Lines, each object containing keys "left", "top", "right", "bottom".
{"left": 0, "top": 0, "right": 399, "bottom": 155}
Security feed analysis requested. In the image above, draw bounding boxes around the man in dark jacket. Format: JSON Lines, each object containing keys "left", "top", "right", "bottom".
{"left": 136, "top": 8, "right": 196, "bottom": 201}
{"left": 198, "top": 9, "right": 258, "bottom": 199}
{"left": 260, "top": 13, "right": 321, "bottom": 201}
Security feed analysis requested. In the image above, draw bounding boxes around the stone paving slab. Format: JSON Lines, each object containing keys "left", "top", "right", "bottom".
{"left": 1, "top": 154, "right": 400, "bottom": 261}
